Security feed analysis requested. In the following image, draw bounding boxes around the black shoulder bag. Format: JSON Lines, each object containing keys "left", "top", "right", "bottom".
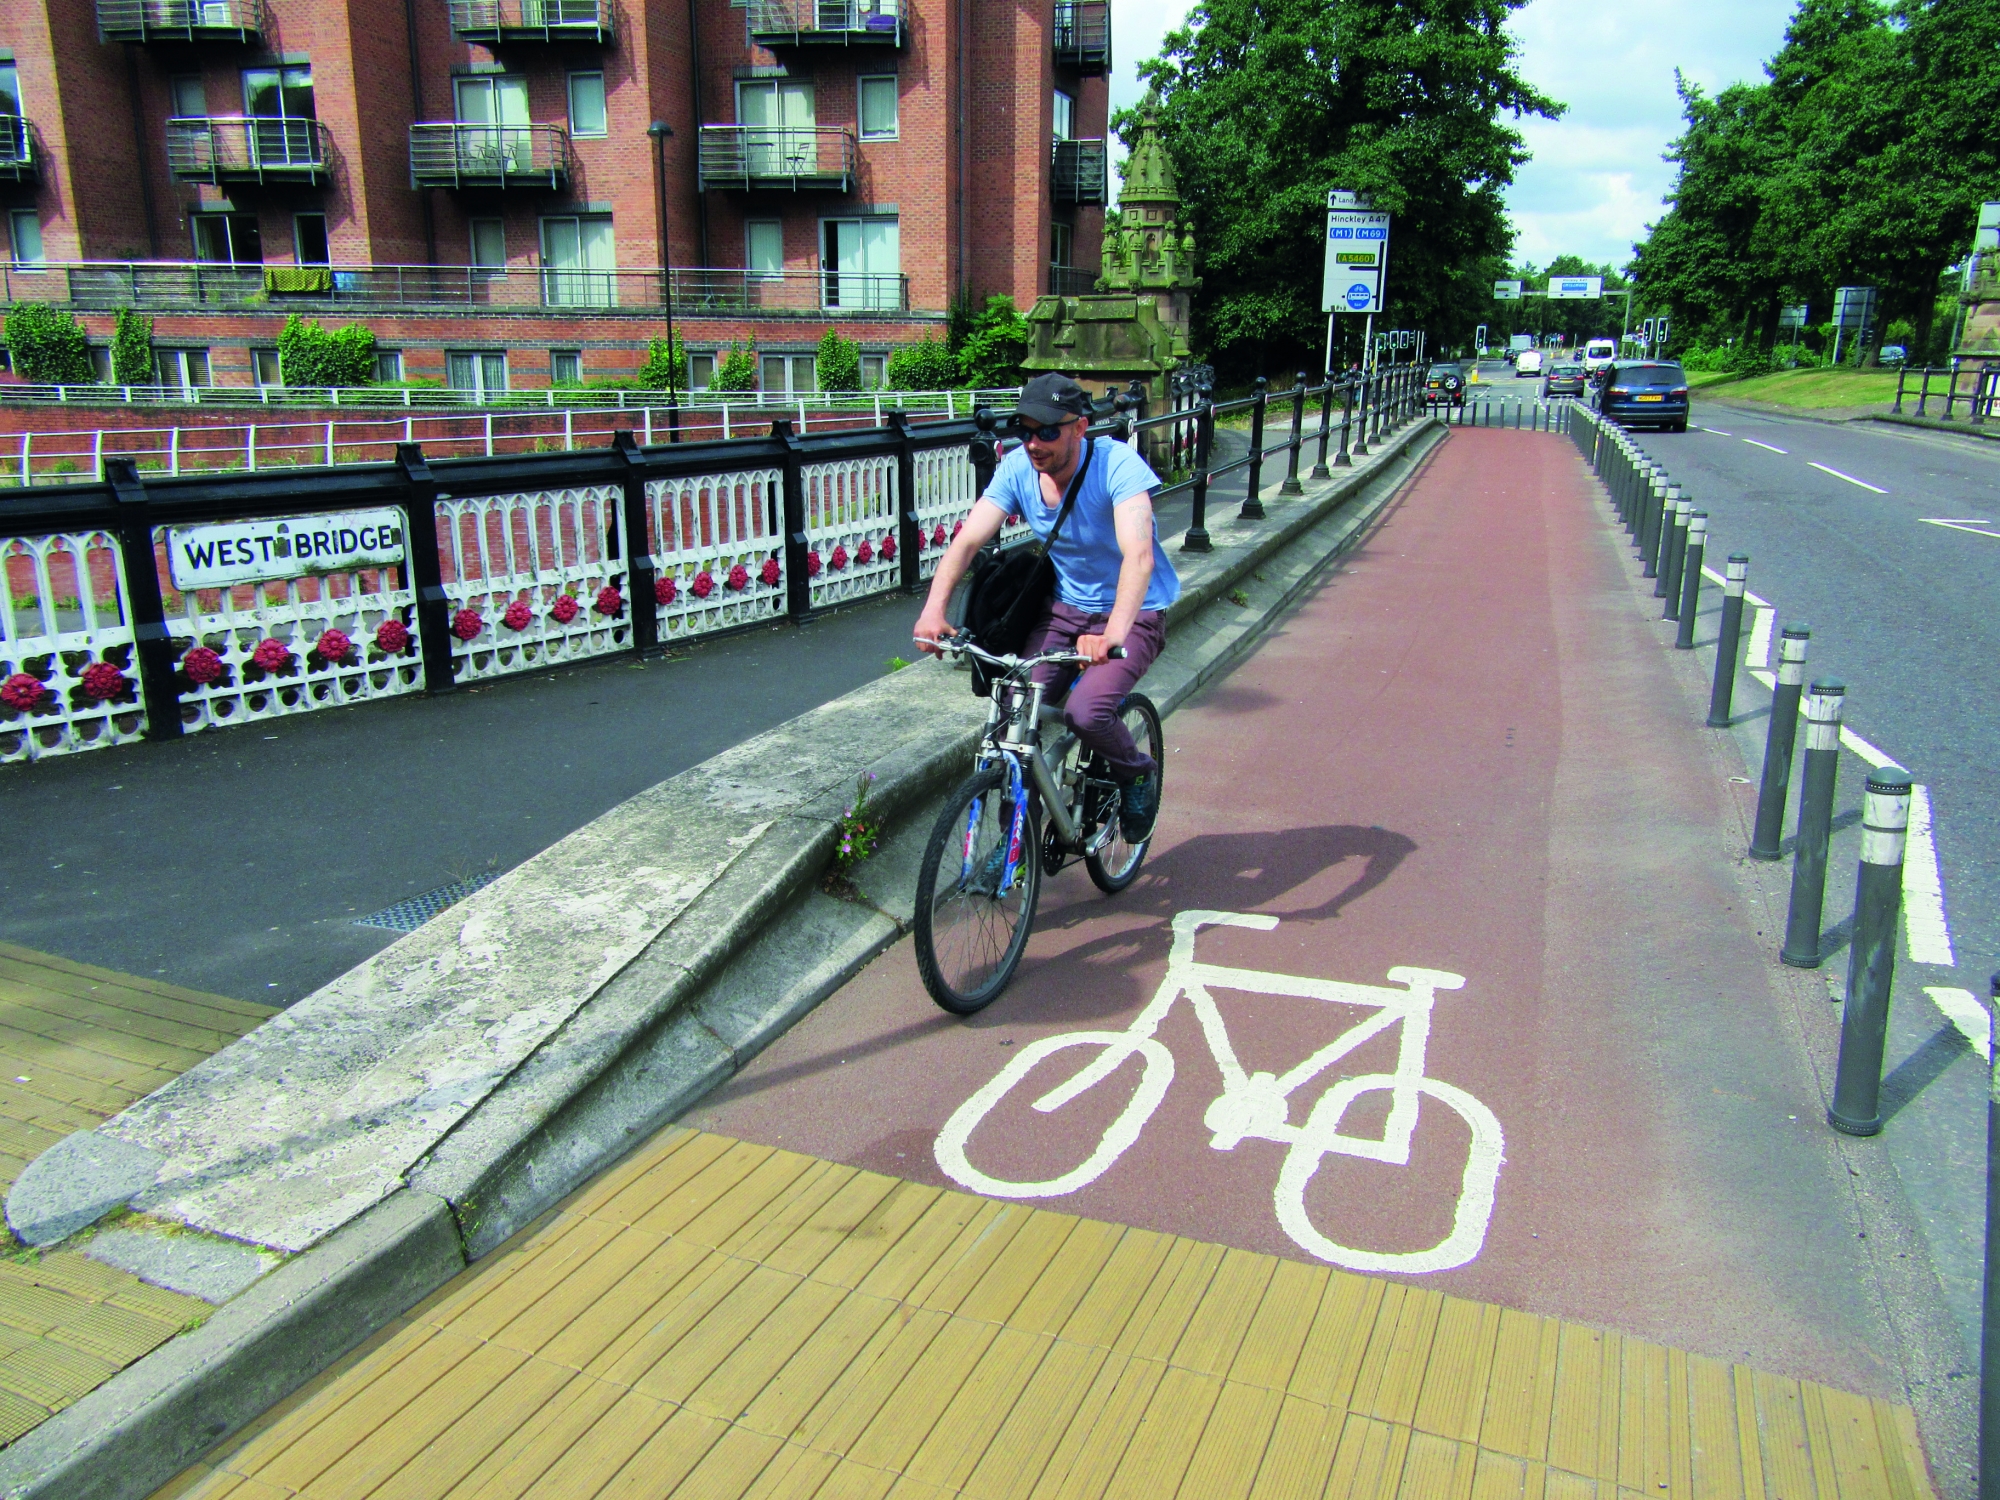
{"left": 956, "top": 439, "right": 1093, "bottom": 696}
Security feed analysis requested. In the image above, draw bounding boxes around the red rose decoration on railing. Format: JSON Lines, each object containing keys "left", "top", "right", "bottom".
{"left": 830, "top": 544, "right": 849, "bottom": 571}
{"left": 691, "top": 570, "right": 715, "bottom": 599}
{"left": 2, "top": 672, "right": 48, "bottom": 712}
{"left": 374, "top": 618, "right": 411, "bottom": 655}
{"left": 502, "top": 599, "right": 532, "bottom": 631}
{"left": 655, "top": 575, "right": 678, "bottom": 605}
{"left": 726, "top": 563, "right": 749, "bottom": 591}
{"left": 549, "top": 595, "right": 580, "bottom": 624}
{"left": 593, "top": 585, "right": 623, "bottom": 617}
{"left": 252, "top": 637, "right": 293, "bottom": 672}
{"left": 79, "top": 662, "right": 128, "bottom": 702}
{"left": 951, "top": 520, "right": 964, "bottom": 540}
{"left": 760, "top": 558, "right": 780, "bottom": 586}
{"left": 315, "top": 628, "right": 353, "bottom": 664}
{"left": 806, "top": 550, "right": 822, "bottom": 577}
{"left": 181, "top": 645, "right": 223, "bottom": 685}
{"left": 856, "top": 540, "right": 874, "bottom": 565}
{"left": 451, "top": 608, "right": 485, "bottom": 641}
{"left": 879, "top": 534, "right": 895, "bottom": 561}
{"left": 931, "top": 523, "right": 946, "bottom": 547}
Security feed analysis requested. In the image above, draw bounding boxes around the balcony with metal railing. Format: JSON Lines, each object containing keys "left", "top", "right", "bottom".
{"left": 1047, "top": 263, "right": 1096, "bottom": 298}
{"left": 698, "top": 126, "right": 856, "bottom": 192}
{"left": 746, "top": 0, "right": 902, "bottom": 48}
{"left": 409, "top": 123, "right": 570, "bottom": 189}
{"left": 0, "top": 116, "right": 38, "bottom": 182}
{"left": 1052, "top": 1, "right": 1109, "bottom": 74}
{"left": 447, "top": 0, "right": 609, "bottom": 44}
{"left": 0, "top": 261, "right": 918, "bottom": 318}
{"left": 1051, "top": 139, "right": 1107, "bottom": 204}
{"left": 96, "top": 0, "right": 266, "bottom": 43}
{"left": 165, "top": 117, "right": 330, "bottom": 185}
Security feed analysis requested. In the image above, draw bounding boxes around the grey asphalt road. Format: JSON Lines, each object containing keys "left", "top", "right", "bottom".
{"left": 1, "top": 438, "right": 1251, "bottom": 1007}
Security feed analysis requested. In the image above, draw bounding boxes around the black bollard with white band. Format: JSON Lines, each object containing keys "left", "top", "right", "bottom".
{"left": 1675, "top": 513, "right": 1706, "bottom": 648}
{"left": 1780, "top": 679, "right": 1846, "bottom": 968}
{"left": 1826, "top": 769, "right": 1913, "bottom": 1135}
{"left": 1750, "top": 625, "right": 1811, "bottom": 859}
{"left": 1707, "top": 554, "right": 1750, "bottom": 726}
{"left": 1660, "top": 493, "right": 1693, "bottom": 610}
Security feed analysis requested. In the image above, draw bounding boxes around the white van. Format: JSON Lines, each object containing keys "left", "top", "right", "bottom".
{"left": 1513, "top": 349, "right": 1544, "bottom": 377}
{"left": 1582, "top": 339, "right": 1618, "bottom": 374}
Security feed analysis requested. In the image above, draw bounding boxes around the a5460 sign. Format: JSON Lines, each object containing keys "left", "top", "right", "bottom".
{"left": 167, "top": 509, "right": 406, "bottom": 590}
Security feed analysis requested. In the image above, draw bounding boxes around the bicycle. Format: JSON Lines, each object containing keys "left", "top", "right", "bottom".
{"left": 911, "top": 633, "right": 1162, "bottom": 1016}
{"left": 933, "top": 908, "right": 1505, "bottom": 1274}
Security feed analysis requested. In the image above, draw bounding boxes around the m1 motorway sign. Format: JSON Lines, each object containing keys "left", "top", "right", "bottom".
{"left": 1322, "top": 191, "right": 1390, "bottom": 316}
{"left": 168, "top": 509, "right": 407, "bottom": 590}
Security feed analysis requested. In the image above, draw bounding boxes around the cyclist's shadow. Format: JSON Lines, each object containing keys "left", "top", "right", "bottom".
{"left": 1017, "top": 823, "right": 1418, "bottom": 1025}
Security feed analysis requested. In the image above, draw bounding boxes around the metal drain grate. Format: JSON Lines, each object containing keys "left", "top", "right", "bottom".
{"left": 354, "top": 871, "right": 501, "bottom": 933}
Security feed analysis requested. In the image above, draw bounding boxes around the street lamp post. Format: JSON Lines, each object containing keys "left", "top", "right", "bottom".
{"left": 647, "top": 120, "right": 681, "bottom": 442}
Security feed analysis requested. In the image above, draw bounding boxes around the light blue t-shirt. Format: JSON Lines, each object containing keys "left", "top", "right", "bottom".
{"left": 985, "top": 437, "right": 1181, "bottom": 614}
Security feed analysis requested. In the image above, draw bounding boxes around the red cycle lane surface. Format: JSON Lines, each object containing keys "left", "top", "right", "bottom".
{"left": 685, "top": 428, "right": 1905, "bottom": 1404}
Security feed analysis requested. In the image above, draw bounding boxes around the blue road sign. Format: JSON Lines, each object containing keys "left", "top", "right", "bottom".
{"left": 1346, "top": 283, "right": 1372, "bottom": 311}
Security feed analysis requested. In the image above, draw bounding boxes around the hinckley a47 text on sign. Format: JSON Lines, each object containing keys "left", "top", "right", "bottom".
{"left": 167, "top": 509, "right": 407, "bottom": 590}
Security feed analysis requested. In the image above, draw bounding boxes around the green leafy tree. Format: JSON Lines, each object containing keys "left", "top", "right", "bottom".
{"left": 955, "top": 296, "right": 1031, "bottom": 388}
{"left": 709, "top": 341, "right": 758, "bottom": 392}
{"left": 110, "top": 308, "right": 153, "bottom": 386}
{"left": 276, "top": 313, "right": 376, "bottom": 388}
{"left": 1130, "top": 0, "right": 1563, "bottom": 376}
{"left": 885, "top": 335, "right": 959, "bottom": 390}
{"left": 635, "top": 332, "right": 687, "bottom": 392}
{"left": 816, "top": 328, "right": 862, "bottom": 392}
{"left": 4, "top": 304, "right": 94, "bottom": 385}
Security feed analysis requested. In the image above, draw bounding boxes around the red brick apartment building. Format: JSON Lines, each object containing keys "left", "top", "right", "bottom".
{"left": 0, "top": 0, "right": 1108, "bottom": 394}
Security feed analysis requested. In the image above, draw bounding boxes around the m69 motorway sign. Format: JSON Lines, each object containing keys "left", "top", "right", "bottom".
{"left": 1321, "top": 192, "right": 1391, "bottom": 316}
{"left": 167, "top": 509, "right": 407, "bottom": 590}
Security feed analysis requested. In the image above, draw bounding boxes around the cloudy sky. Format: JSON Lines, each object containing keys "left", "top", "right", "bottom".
{"left": 1105, "top": 0, "right": 1797, "bottom": 273}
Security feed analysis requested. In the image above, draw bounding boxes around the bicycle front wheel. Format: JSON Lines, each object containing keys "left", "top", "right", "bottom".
{"left": 1086, "top": 692, "right": 1164, "bottom": 893}
{"left": 914, "top": 766, "right": 1042, "bottom": 1015}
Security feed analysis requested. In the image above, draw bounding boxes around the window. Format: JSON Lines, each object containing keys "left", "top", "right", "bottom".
{"left": 191, "top": 212, "right": 262, "bottom": 264}
{"left": 373, "top": 350, "right": 403, "bottom": 383}
{"left": 760, "top": 353, "right": 816, "bottom": 396}
{"left": 447, "top": 351, "right": 507, "bottom": 399}
{"left": 858, "top": 76, "right": 897, "bottom": 140}
{"left": 746, "top": 220, "right": 783, "bottom": 278}
{"left": 469, "top": 218, "right": 505, "bottom": 270}
{"left": 0, "top": 63, "right": 20, "bottom": 118}
{"left": 167, "top": 73, "right": 204, "bottom": 118}
{"left": 688, "top": 353, "right": 715, "bottom": 391}
{"left": 861, "top": 352, "right": 886, "bottom": 389}
{"left": 9, "top": 209, "right": 43, "bottom": 268}
{"left": 88, "top": 346, "right": 111, "bottom": 382}
{"left": 821, "top": 216, "right": 899, "bottom": 311}
{"left": 1051, "top": 221, "right": 1073, "bottom": 267}
{"left": 1052, "top": 89, "right": 1075, "bottom": 141}
{"left": 567, "top": 72, "right": 606, "bottom": 137}
{"left": 155, "top": 348, "right": 211, "bottom": 392}
{"left": 293, "top": 212, "right": 329, "bottom": 264}
{"left": 736, "top": 80, "right": 814, "bottom": 175}
{"left": 455, "top": 75, "right": 531, "bottom": 174}
{"left": 550, "top": 349, "right": 581, "bottom": 385}
{"left": 540, "top": 215, "right": 614, "bottom": 307}
{"left": 242, "top": 65, "right": 316, "bottom": 168}
{"left": 252, "top": 347, "right": 281, "bottom": 386}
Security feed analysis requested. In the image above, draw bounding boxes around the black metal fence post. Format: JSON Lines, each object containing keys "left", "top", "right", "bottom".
{"left": 889, "top": 409, "right": 921, "bottom": 593}
{"left": 775, "top": 419, "right": 811, "bottom": 624}
{"left": 1335, "top": 378, "right": 1354, "bottom": 467}
{"left": 396, "top": 443, "right": 456, "bottom": 695}
{"left": 1184, "top": 379, "right": 1214, "bottom": 553}
{"left": 1827, "top": 769, "right": 1914, "bottom": 1135}
{"left": 1780, "top": 679, "right": 1847, "bottom": 968}
{"left": 1281, "top": 373, "right": 1307, "bottom": 494}
{"left": 1750, "top": 625, "right": 1811, "bottom": 859}
{"left": 613, "top": 430, "right": 659, "bottom": 658}
{"left": 1351, "top": 373, "right": 1371, "bottom": 456}
{"left": 1310, "top": 376, "right": 1335, "bottom": 479}
{"left": 1675, "top": 512, "right": 1706, "bottom": 648}
{"left": 1241, "top": 375, "right": 1269, "bottom": 520}
{"left": 1707, "top": 553, "right": 1749, "bottom": 726}
{"left": 104, "top": 460, "right": 181, "bottom": 741}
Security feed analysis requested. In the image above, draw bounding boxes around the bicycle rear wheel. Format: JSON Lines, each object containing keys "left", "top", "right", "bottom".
{"left": 1086, "top": 692, "right": 1163, "bottom": 893}
{"left": 914, "top": 765, "right": 1042, "bottom": 1015}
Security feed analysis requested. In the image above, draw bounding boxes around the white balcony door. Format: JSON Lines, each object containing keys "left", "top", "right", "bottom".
{"left": 738, "top": 81, "right": 814, "bottom": 176}
{"left": 456, "top": 76, "right": 531, "bottom": 174}
{"left": 541, "top": 215, "right": 615, "bottom": 308}
{"left": 823, "top": 217, "right": 899, "bottom": 311}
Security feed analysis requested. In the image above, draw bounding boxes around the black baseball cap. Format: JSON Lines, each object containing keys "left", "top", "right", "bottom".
{"left": 1011, "top": 373, "right": 1093, "bottom": 427}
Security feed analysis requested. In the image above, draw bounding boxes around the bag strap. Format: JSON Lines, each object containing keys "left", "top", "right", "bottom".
{"left": 1033, "top": 436, "right": 1093, "bottom": 560}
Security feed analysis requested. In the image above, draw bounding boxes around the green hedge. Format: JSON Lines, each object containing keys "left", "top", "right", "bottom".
{"left": 5, "top": 304, "right": 93, "bottom": 385}
{"left": 277, "top": 313, "right": 376, "bottom": 387}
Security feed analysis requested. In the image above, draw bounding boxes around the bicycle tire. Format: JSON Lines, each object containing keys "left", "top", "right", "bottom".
{"left": 914, "top": 765, "right": 1042, "bottom": 1015}
{"left": 1086, "top": 692, "right": 1164, "bottom": 894}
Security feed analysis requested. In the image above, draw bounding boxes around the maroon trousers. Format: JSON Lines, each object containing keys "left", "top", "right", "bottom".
{"left": 1023, "top": 601, "right": 1167, "bottom": 783}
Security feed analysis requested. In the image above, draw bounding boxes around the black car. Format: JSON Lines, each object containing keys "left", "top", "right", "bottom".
{"left": 1596, "top": 359, "right": 1689, "bottom": 431}
{"left": 1544, "top": 362, "right": 1587, "bottom": 398}
{"left": 1423, "top": 364, "right": 1465, "bottom": 407}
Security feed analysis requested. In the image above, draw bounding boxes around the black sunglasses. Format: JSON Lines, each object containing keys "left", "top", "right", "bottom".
{"left": 1010, "top": 416, "right": 1077, "bottom": 443}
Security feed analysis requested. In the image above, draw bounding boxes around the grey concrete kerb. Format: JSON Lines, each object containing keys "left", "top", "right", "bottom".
{"left": 0, "top": 414, "right": 1440, "bottom": 1500}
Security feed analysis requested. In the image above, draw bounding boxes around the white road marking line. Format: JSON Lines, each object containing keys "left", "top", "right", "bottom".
{"left": 1839, "top": 728, "right": 1902, "bottom": 770}
{"left": 1697, "top": 563, "right": 1770, "bottom": 609}
{"left": 1696, "top": 426, "right": 1733, "bottom": 436}
{"left": 1919, "top": 517, "right": 2000, "bottom": 539}
{"left": 1808, "top": 461, "right": 1888, "bottom": 494}
{"left": 1749, "top": 668, "right": 1776, "bottom": 689}
{"left": 1924, "top": 986, "right": 1988, "bottom": 1061}
{"left": 1746, "top": 605, "right": 1774, "bottom": 669}
{"left": 1743, "top": 438, "right": 1789, "bottom": 454}
{"left": 1904, "top": 785, "right": 1955, "bottom": 967}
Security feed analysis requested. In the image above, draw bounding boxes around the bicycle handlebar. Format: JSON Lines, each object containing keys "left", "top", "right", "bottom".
{"left": 922, "top": 633, "right": 1125, "bottom": 671}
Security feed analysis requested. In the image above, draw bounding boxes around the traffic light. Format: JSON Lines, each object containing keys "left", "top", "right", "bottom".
{"left": 1475, "top": 323, "right": 1487, "bottom": 350}
{"left": 1641, "top": 318, "right": 1656, "bottom": 349}
{"left": 1657, "top": 320, "right": 1671, "bottom": 350}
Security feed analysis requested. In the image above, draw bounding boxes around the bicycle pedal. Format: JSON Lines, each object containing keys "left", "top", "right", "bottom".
{"left": 1041, "top": 825, "right": 1069, "bottom": 877}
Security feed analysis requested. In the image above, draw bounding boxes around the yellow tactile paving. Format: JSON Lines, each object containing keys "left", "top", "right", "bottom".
{"left": 157, "top": 1126, "right": 1936, "bottom": 1500}
{"left": 0, "top": 944, "right": 273, "bottom": 1450}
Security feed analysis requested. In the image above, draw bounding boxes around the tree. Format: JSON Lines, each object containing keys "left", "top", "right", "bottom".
{"left": 635, "top": 333, "right": 687, "bottom": 392}
{"left": 954, "top": 296, "right": 1031, "bottom": 388}
{"left": 4, "top": 304, "right": 93, "bottom": 385}
{"left": 816, "top": 328, "right": 862, "bottom": 392}
{"left": 110, "top": 309, "right": 153, "bottom": 386}
{"left": 885, "top": 335, "right": 958, "bottom": 391}
{"left": 709, "top": 342, "right": 758, "bottom": 392}
{"left": 276, "top": 314, "right": 376, "bottom": 387}
{"left": 1129, "top": 0, "right": 1562, "bottom": 376}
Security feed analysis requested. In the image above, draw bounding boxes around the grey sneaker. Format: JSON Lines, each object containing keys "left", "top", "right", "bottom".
{"left": 1118, "top": 773, "right": 1159, "bottom": 844}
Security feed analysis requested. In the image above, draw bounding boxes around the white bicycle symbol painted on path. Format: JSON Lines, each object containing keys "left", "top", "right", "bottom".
{"left": 934, "top": 909, "right": 1505, "bottom": 1274}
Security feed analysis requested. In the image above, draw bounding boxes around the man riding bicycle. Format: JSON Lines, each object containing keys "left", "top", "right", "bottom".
{"left": 914, "top": 372, "right": 1180, "bottom": 844}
